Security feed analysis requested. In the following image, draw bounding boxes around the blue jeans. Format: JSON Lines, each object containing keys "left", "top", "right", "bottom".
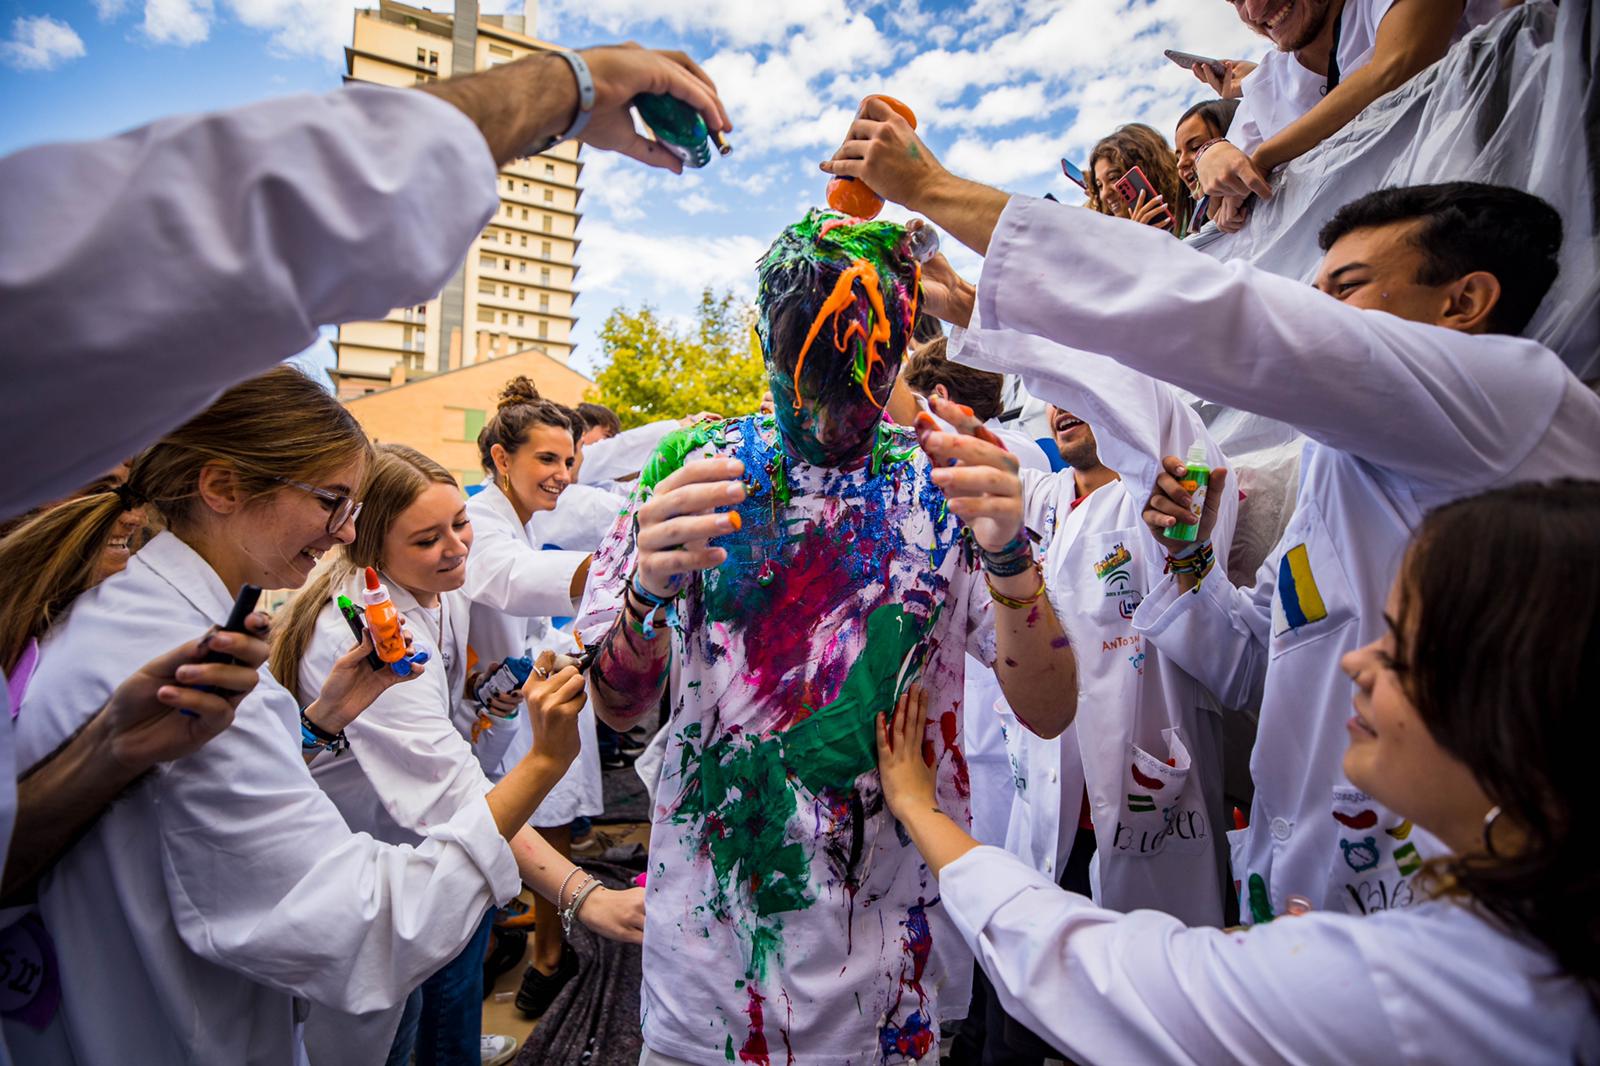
{"left": 388, "top": 908, "right": 495, "bottom": 1066}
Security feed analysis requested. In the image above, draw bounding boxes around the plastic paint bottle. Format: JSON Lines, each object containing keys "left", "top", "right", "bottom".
{"left": 475, "top": 651, "right": 535, "bottom": 709}
{"left": 826, "top": 95, "right": 917, "bottom": 220}
{"left": 632, "top": 93, "right": 721, "bottom": 169}
{"left": 901, "top": 224, "right": 940, "bottom": 263}
{"left": 1167, "top": 443, "right": 1211, "bottom": 543}
{"left": 361, "top": 567, "right": 409, "bottom": 663}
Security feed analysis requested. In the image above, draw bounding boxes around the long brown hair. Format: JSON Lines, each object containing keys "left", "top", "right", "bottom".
{"left": 1084, "top": 123, "right": 1195, "bottom": 238}
{"left": 0, "top": 367, "right": 367, "bottom": 674}
{"left": 269, "top": 444, "right": 457, "bottom": 697}
{"left": 1399, "top": 479, "right": 1600, "bottom": 1000}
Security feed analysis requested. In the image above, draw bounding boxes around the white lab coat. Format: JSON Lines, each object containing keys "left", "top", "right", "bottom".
{"left": 0, "top": 683, "right": 14, "bottom": 1066}
{"left": 953, "top": 325, "right": 1236, "bottom": 923}
{"left": 527, "top": 482, "right": 629, "bottom": 553}
{"left": 578, "top": 420, "right": 680, "bottom": 486}
{"left": 0, "top": 84, "right": 497, "bottom": 520}
{"left": 294, "top": 573, "right": 517, "bottom": 1065}
{"left": 463, "top": 481, "right": 602, "bottom": 825}
{"left": 941, "top": 844, "right": 1600, "bottom": 1065}
{"left": 8, "top": 532, "right": 519, "bottom": 1066}
{"left": 971, "top": 195, "right": 1600, "bottom": 920}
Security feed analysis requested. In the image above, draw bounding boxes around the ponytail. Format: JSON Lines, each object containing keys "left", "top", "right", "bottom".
{"left": 0, "top": 491, "right": 128, "bottom": 673}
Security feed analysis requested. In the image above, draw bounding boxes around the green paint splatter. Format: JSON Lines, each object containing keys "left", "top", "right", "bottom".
{"left": 724, "top": 1035, "right": 735, "bottom": 1061}
{"left": 638, "top": 422, "right": 722, "bottom": 494}
{"left": 1247, "top": 873, "right": 1275, "bottom": 924}
{"left": 870, "top": 422, "right": 917, "bottom": 478}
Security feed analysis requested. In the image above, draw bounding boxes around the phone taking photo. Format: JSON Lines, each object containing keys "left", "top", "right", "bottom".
{"left": 1060, "top": 157, "right": 1087, "bottom": 191}
{"left": 1163, "top": 49, "right": 1228, "bottom": 79}
{"left": 1113, "top": 165, "right": 1174, "bottom": 228}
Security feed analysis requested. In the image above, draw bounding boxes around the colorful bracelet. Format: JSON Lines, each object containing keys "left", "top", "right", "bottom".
{"left": 300, "top": 712, "right": 349, "bottom": 756}
{"left": 979, "top": 531, "right": 1035, "bottom": 578}
{"left": 627, "top": 574, "right": 682, "bottom": 640}
{"left": 1165, "top": 540, "right": 1216, "bottom": 583}
{"left": 985, "top": 563, "right": 1047, "bottom": 610}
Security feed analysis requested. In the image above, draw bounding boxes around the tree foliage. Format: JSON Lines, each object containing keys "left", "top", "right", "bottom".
{"left": 587, "top": 289, "right": 766, "bottom": 428}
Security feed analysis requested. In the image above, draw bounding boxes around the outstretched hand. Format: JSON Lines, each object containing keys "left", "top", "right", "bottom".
{"left": 579, "top": 44, "right": 732, "bottom": 173}
{"left": 876, "top": 684, "right": 938, "bottom": 821}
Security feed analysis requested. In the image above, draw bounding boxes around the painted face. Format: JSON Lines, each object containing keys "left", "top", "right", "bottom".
{"left": 1174, "top": 113, "right": 1215, "bottom": 195}
{"left": 218, "top": 456, "right": 365, "bottom": 591}
{"left": 1047, "top": 405, "right": 1099, "bottom": 469}
{"left": 763, "top": 267, "right": 907, "bottom": 467}
{"left": 1314, "top": 222, "right": 1469, "bottom": 328}
{"left": 1230, "top": 0, "right": 1334, "bottom": 52}
{"left": 381, "top": 482, "right": 473, "bottom": 599}
{"left": 495, "top": 424, "right": 574, "bottom": 514}
{"left": 1340, "top": 575, "right": 1491, "bottom": 841}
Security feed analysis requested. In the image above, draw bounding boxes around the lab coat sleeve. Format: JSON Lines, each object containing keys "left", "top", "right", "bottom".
{"left": 579, "top": 420, "right": 681, "bottom": 485}
{"left": 0, "top": 84, "right": 499, "bottom": 520}
{"left": 158, "top": 688, "right": 519, "bottom": 1014}
{"left": 462, "top": 533, "right": 587, "bottom": 620}
{"left": 1133, "top": 545, "right": 1274, "bottom": 711}
{"left": 303, "top": 607, "right": 494, "bottom": 834}
{"left": 976, "top": 196, "right": 1569, "bottom": 494}
{"left": 940, "top": 845, "right": 1401, "bottom": 1065}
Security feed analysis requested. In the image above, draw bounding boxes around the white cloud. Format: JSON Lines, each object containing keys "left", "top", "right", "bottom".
{"left": 224, "top": 0, "right": 351, "bottom": 59}
{"left": 576, "top": 220, "right": 767, "bottom": 303}
{"left": 678, "top": 191, "right": 725, "bottom": 215}
{"left": 143, "top": 0, "right": 212, "bottom": 45}
{"left": 1, "top": 15, "right": 86, "bottom": 71}
{"left": 93, "top": 0, "right": 131, "bottom": 20}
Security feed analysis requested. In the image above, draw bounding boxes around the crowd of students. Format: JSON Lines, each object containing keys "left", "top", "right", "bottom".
{"left": 0, "top": 3, "right": 1595, "bottom": 1065}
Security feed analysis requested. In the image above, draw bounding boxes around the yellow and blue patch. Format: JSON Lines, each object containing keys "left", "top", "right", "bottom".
{"left": 1272, "top": 543, "right": 1328, "bottom": 637}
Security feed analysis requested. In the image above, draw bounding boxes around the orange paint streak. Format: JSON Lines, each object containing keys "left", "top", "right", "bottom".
{"left": 791, "top": 258, "right": 893, "bottom": 412}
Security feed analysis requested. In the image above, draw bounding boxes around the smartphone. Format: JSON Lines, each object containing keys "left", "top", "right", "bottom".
{"left": 195, "top": 584, "right": 261, "bottom": 694}
{"left": 1163, "top": 49, "right": 1227, "bottom": 79}
{"left": 1060, "top": 158, "right": 1087, "bottom": 190}
{"left": 1113, "top": 165, "right": 1174, "bottom": 228}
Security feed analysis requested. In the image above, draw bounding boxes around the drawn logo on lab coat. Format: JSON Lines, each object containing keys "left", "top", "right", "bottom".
{"left": 1092, "top": 541, "right": 1141, "bottom": 619}
{"left": 1112, "top": 730, "right": 1205, "bottom": 856}
{"left": 1271, "top": 543, "right": 1328, "bottom": 636}
{"left": 1330, "top": 786, "right": 1422, "bottom": 916}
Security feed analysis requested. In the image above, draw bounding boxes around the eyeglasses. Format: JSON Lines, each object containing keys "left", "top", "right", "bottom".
{"left": 275, "top": 478, "right": 362, "bottom": 534}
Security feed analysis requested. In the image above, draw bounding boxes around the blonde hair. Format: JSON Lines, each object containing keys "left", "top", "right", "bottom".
{"left": 268, "top": 443, "right": 456, "bottom": 696}
{"left": 1084, "top": 123, "right": 1195, "bottom": 238}
{"left": 0, "top": 367, "right": 368, "bottom": 674}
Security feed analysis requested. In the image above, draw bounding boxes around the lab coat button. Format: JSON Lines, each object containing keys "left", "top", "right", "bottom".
{"left": 1270, "top": 817, "right": 1292, "bottom": 841}
{"left": 1047, "top": 768, "right": 1058, "bottom": 784}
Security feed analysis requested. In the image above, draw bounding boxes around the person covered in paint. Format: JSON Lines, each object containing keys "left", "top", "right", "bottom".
{"left": 575, "top": 209, "right": 1078, "bottom": 1065}
{"left": 876, "top": 481, "right": 1600, "bottom": 1064}
{"left": 823, "top": 109, "right": 1600, "bottom": 924}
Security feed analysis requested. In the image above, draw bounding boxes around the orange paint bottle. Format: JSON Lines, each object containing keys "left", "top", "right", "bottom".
{"left": 827, "top": 95, "right": 917, "bottom": 220}
{"left": 361, "top": 566, "right": 408, "bottom": 663}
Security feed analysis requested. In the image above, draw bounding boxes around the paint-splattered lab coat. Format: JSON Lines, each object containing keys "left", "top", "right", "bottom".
{"left": 952, "top": 194, "right": 1600, "bottom": 923}
{"left": 578, "top": 414, "right": 996, "bottom": 1065}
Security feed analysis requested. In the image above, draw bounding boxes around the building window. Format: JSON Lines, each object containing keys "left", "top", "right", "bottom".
{"left": 500, "top": 312, "right": 509, "bottom": 324}
{"left": 476, "top": 308, "right": 494, "bottom": 323}
{"left": 543, "top": 189, "right": 554, "bottom": 203}
{"left": 502, "top": 284, "right": 510, "bottom": 296}
{"left": 488, "top": 43, "right": 512, "bottom": 58}
{"left": 518, "top": 262, "right": 527, "bottom": 274}
{"left": 518, "top": 287, "right": 526, "bottom": 299}
{"left": 521, "top": 181, "right": 530, "bottom": 193}
{"left": 417, "top": 47, "right": 427, "bottom": 64}
{"left": 520, "top": 235, "right": 528, "bottom": 247}
{"left": 538, "top": 320, "right": 549, "bottom": 339}
{"left": 503, "top": 258, "right": 511, "bottom": 269}
{"left": 478, "top": 280, "right": 494, "bottom": 294}
{"left": 544, "top": 163, "right": 554, "bottom": 176}
{"left": 478, "top": 254, "right": 496, "bottom": 270}
{"left": 414, "top": 73, "right": 426, "bottom": 85}
{"left": 416, "top": 304, "right": 426, "bottom": 317}
{"left": 404, "top": 351, "right": 423, "bottom": 370}
{"left": 428, "top": 51, "right": 438, "bottom": 66}
{"left": 540, "top": 267, "right": 551, "bottom": 285}
{"left": 539, "top": 294, "right": 549, "bottom": 311}
{"left": 483, "top": 230, "right": 496, "bottom": 243}
{"left": 517, "top": 314, "right": 525, "bottom": 326}
{"left": 520, "top": 208, "right": 529, "bottom": 220}
{"left": 505, "top": 178, "right": 513, "bottom": 192}
{"left": 541, "top": 215, "right": 553, "bottom": 232}
{"left": 541, "top": 240, "right": 552, "bottom": 257}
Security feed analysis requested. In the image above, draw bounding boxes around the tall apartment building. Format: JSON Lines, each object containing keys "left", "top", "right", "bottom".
{"left": 334, "top": 0, "right": 583, "bottom": 400}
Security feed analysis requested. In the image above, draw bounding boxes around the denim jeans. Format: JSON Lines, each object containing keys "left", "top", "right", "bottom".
{"left": 388, "top": 908, "right": 496, "bottom": 1066}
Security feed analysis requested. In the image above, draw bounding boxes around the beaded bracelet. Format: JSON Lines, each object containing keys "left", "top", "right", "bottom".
{"left": 1165, "top": 540, "right": 1216, "bottom": 583}
{"left": 556, "top": 867, "right": 586, "bottom": 910}
{"left": 985, "top": 563, "right": 1047, "bottom": 610}
{"left": 979, "top": 531, "right": 1034, "bottom": 577}
{"left": 561, "top": 875, "right": 604, "bottom": 937}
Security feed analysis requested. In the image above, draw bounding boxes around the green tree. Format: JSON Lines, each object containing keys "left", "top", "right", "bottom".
{"left": 588, "top": 288, "right": 765, "bottom": 428}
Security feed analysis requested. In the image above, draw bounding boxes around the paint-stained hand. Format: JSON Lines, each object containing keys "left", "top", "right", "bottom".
{"left": 914, "top": 236, "right": 976, "bottom": 328}
{"left": 578, "top": 884, "right": 647, "bottom": 944}
{"left": 524, "top": 651, "right": 588, "bottom": 771}
{"left": 819, "top": 96, "right": 946, "bottom": 210}
{"left": 916, "top": 395, "right": 1023, "bottom": 552}
{"left": 876, "top": 685, "right": 939, "bottom": 822}
{"left": 1143, "top": 455, "right": 1229, "bottom": 551}
{"left": 101, "top": 614, "right": 270, "bottom": 771}
{"left": 634, "top": 457, "right": 746, "bottom": 599}
{"left": 580, "top": 44, "right": 733, "bottom": 173}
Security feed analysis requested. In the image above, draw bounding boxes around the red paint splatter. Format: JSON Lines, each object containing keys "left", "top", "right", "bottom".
{"left": 939, "top": 710, "right": 970, "bottom": 798}
{"left": 738, "top": 986, "right": 770, "bottom": 1065}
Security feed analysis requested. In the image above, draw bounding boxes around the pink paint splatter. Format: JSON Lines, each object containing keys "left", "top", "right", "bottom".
{"left": 939, "top": 710, "right": 970, "bottom": 798}
{"left": 738, "top": 986, "right": 770, "bottom": 1065}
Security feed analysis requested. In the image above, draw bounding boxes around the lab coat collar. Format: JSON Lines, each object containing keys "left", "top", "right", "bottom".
{"left": 475, "top": 480, "right": 531, "bottom": 546}
{"left": 135, "top": 530, "right": 239, "bottom": 625}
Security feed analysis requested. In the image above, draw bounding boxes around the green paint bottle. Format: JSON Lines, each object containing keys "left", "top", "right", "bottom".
{"left": 1168, "top": 443, "right": 1210, "bottom": 543}
{"left": 632, "top": 93, "right": 715, "bottom": 168}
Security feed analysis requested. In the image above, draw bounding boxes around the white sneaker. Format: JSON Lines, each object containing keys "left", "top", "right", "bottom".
{"left": 481, "top": 1033, "right": 518, "bottom": 1066}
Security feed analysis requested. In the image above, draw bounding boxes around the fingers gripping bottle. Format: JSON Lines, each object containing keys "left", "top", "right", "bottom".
{"left": 361, "top": 566, "right": 409, "bottom": 664}
{"left": 1168, "top": 444, "right": 1211, "bottom": 543}
{"left": 826, "top": 95, "right": 917, "bottom": 220}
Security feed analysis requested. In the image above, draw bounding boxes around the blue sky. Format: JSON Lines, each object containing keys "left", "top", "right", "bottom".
{"left": 1, "top": 0, "right": 1266, "bottom": 376}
